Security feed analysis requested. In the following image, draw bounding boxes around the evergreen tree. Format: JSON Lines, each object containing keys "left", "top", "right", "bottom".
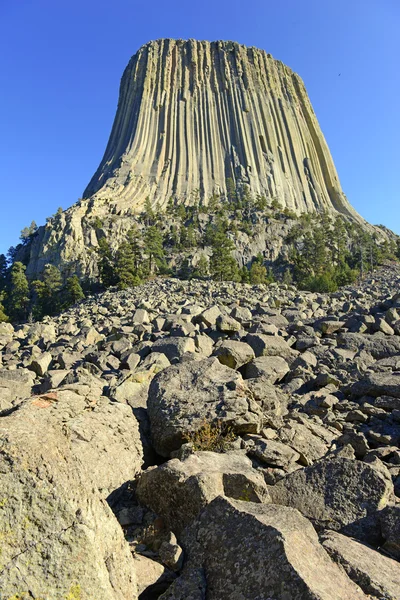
{"left": 20, "top": 221, "right": 37, "bottom": 244}
{"left": 210, "top": 232, "right": 240, "bottom": 282}
{"left": 255, "top": 194, "right": 268, "bottom": 211}
{"left": 207, "top": 193, "right": 220, "bottom": 213}
{"left": 7, "top": 262, "right": 29, "bottom": 322}
{"left": 143, "top": 197, "right": 155, "bottom": 226}
{"left": 115, "top": 240, "right": 140, "bottom": 289}
{"left": 63, "top": 275, "right": 85, "bottom": 307}
{"left": 226, "top": 177, "right": 237, "bottom": 207}
{"left": 192, "top": 254, "right": 209, "bottom": 279}
{"left": 175, "top": 204, "right": 187, "bottom": 221}
{"left": 249, "top": 261, "right": 268, "bottom": 284}
{"left": 32, "top": 264, "right": 63, "bottom": 317}
{"left": 240, "top": 265, "right": 250, "bottom": 283}
{"left": 144, "top": 226, "right": 165, "bottom": 274}
{"left": 0, "top": 293, "right": 8, "bottom": 322}
{"left": 0, "top": 254, "right": 8, "bottom": 292}
{"left": 98, "top": 237, "right": 118, "bottom": 287}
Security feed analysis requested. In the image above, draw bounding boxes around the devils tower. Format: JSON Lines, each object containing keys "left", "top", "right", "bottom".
{"left": 85, "top": 38, "right": 356, "bottom": 216}
{"left": 24, "top": 39, "right": 365, "bottom": 278}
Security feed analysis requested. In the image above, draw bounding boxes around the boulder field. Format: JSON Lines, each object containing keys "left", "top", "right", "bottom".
{"left": 1, "top": 265, "right": 400, "bottom": 598}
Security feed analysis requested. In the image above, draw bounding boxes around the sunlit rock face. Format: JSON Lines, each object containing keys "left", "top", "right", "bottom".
{"left": 84, "top": 38, "right": 357, "bottom": 217}
{"left": 23, "top": 39, "right": 365, "bottom": 279}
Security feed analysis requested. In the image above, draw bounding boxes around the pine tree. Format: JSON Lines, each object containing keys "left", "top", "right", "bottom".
{"left": 207, "top": 193, "right": 220, "bottom": 213}
{"left": 98, "top": 237, "right": 118, "bottom": 287}
{"left": 249, "top": 261, "right": 268, "bottom": 284}
{"left": 240, "top": 265, "right": 250, "bottom": 283}
{"left": 255, "top": 194, "right": 268, "bottom": 211}
{"left": 0, "top": 254, "right": 8, "bottom": 292}
{"left": 210, "top": 232, "right": 240, "bottom": 282}
{"left": 115, "top": 240, "right": 140, "bottom": 289}
{"left": 144, "top": 197, "right": 155, "bottom": 225}
{"left": 127, "top": 226, "right": 143, "bottom": 275}
{"left": 32, "top": 264, "right": 63, "bottom": 317}
{"left": 226, "top": 178, "right": 237, "bottom": 207}
{"left": 20, "top": 221, "right": 37, "bottom": 244}
{"left": 144, "top": 226, "right": 165, "bottom": 274}
{"left": 7, "top": 262, "right": 30, "bottom": 322}
{"left": 63, "top": 275, "right": 85, "bottom": 306}
{"left": 0, "top": 293, "right": 8, "bottom": 323}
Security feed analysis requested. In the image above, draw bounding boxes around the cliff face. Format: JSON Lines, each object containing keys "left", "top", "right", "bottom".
{"left": 85, "top": 38, "right": 356, "bottom": 216}
{"left": 24, "top": 39, "right": 365, "bottom": 279}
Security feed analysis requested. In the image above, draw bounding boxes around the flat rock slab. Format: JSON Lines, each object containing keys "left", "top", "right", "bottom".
{"left": 338, "top": 333, "right": 400, "bottom": 359}
{"left": 169, "top": 496, "right": 367, "bottom": 600}
{"left": 137, "top": 451, "right": 269, "bottom": 534}
{"left": 270, "top": 457, "right": 394, "bottom": 544}
{"left": 351, "top": 372, "right": 400, "bottom": 398}
{"left": 248, "top": 438, "right": 300, "bottom": 468}
{"left": 321, "top": 530, "right": 400, "bottom": 600}
{"left": 244, "top": 355, "right": 289, "bottom": 382}
{"left": 147, "top": 357, "right": 263, "bottom": 457}
{"left": 245, "top": 333, "right": 295, "bottom": 359}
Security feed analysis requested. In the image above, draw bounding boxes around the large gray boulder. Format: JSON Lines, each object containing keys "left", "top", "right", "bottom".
{"left": 0, "top": 369, "right": 35, "bottom": 409}
{"left": 150, "top": 336, "right": 196, "bottom": 361}
{"left": 137, "top": 451, "right": 269, "bottom": 534}
{"left": 321, "top": 530, "right": 400, "bottom": 600}
{"left": 277, "top": 419, "right": 336, "bottom": 466}
{"left": 245, "top": 333, "right": 295, "bottom": 359}
{"left": 379, "top": 504, "right": 400, "bottom": 560}
{"left": 165, "top": 496, "right": 366, "bottom": 600}
{"left": 9, "top": 390, "right": 143, "bottom": 497}
{"left": 270, "top": 457, "right": 394, "bottom": 543}
{"left": 147, "top": 358, "right": 263, "bottom": 457}
{"left": 351, "top": 371, "right": 400, "bottom": 398}
{"left": 213, "top": 340, "right": 255, "bottom": 369}
{"left": 244, "top": 355, "right": 290, "bottom": 382}
{"left": 0, "top": 404, "right": 138, "bottom": 599}
{"left": 338, "top": 333, "right": 400, "bottom": 359}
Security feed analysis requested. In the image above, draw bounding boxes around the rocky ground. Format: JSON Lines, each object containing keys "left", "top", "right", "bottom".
{"left": 1, "top": 265, "right": 400, "bottom": 599}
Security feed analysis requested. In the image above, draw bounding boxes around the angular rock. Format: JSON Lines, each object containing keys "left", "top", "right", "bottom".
{"left": 379, "top": 504, "right": 400, "bottom": 560}
{"left": 244, "top": 355, "right": 289, "bottom": 382}
{"left": 216, "top": 314, "right": 241, "bottom": 333}
{"left": 9, "top": 391, "right": 143, "bottom": 496}
{"left": 351, "top": 372, "right": 400, "bottom": 398}
{"left": 321, "top": 530, "right": 400, "bottom": 600}
{"left": 270, "top": 457, "right": 393, "bottom": 543}
{"left": 213, "top": 340, "right": 255, "bottom": 369}
{"left": 277, "top": 420, "right": 334, "bottom": 465}
{"left": 147, "top": 358, "right": 262, "bottom": 456}
{"left": 248, "top": 437, "right": 300, "bottom": 468}
{"left": 137, "top": 451, "right": 269, "bottom": 534}
{"left": 28, "top": 351, "right": 52, "bottom": 376}
{"left": 176, "top": 496, "right": 367, "bottom": 600}
{"left": 0, "top": 404, "right": 138, "bottom": 599}
{"left": 151, "top": 336, "right": 196, "bottom": 362}
{"left": 245, "top": 333, "right": 294, "bottom": 358}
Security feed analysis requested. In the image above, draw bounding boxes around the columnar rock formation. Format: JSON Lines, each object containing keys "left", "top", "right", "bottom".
{"left": 85, "top": 38, "right": 357, "bottom": 217}
{"left": 23, "top": 38, "right": 366, "bottom": 279}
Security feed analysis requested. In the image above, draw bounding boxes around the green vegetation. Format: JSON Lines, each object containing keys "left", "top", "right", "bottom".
{"left": 183, "top": 420, "right": 236, "bottom": 453}
{"left": 2, "top": 181, "right": 399, "bottom": 323}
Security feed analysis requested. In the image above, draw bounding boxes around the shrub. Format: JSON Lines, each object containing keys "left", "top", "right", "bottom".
{"left": 183, "top": 420, "right": 236, "bottom": 453}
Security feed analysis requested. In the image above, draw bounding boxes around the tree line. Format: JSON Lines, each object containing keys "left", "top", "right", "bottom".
{"left": 1, "top": 180, "right": 399, "bottom": 323}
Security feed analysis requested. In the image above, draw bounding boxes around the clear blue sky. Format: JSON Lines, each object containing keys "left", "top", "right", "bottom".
{"left": 1, "top": 0, "right": 399, "bottom": 256}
